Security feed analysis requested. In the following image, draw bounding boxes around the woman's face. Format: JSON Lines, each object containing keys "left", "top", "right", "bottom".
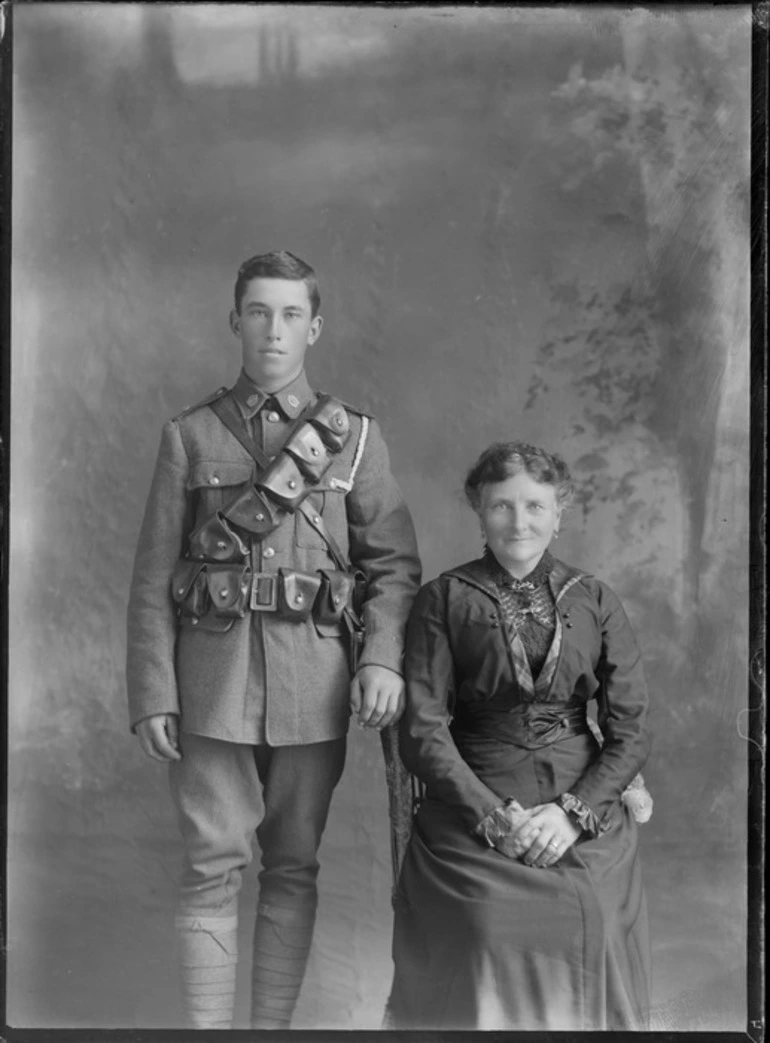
{"left": 478, "top": 470, "right": 561, "bottom": 578}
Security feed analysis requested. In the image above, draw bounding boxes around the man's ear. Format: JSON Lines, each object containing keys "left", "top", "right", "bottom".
{"left": 229, "top": 308, "right": 241, "bottom": 337}
{"left": 307, "top": 314, "right": 323, "bottom": 345}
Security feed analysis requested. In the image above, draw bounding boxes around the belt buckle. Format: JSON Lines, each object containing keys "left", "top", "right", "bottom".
{"left": 250, "top": 573, "right": 278, "bottom": 611}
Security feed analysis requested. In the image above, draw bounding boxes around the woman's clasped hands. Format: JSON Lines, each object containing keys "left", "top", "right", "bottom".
{"left": 486, "top": 800, "right": 582, "bottom": 869}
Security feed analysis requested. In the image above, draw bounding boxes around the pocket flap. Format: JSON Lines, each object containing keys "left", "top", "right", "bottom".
{"left": 187, "top": 460, "right": 254, "bottom": 491}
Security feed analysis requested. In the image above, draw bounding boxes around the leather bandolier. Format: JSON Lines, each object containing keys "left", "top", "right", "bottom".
{"left": 170, "top": 392, "right": 366, "bottom": 667}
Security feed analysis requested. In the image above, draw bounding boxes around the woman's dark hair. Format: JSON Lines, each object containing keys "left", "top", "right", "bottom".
{"left": 464, "top": 441, "right": 574, "bottom": 511}
{"left": 234, "top": 250, "right": 321, "bottom": 316}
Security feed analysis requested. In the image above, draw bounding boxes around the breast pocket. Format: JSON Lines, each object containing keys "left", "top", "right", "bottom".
{"left": 187, "top": 459, "right": 255, "bottom": 520}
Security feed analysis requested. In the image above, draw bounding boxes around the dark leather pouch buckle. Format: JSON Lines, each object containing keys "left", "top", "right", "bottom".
{"left": 171, "top": 559, "right": 209, "bottom": 618}
{"left": 314, "top": 568, "right": 355, "bottom": 625}
{"left": 222, "top": 487, "right": 282, "bottom": 538}
{"left": 205, "top": 563, "right": 251, "bottom": 618}
{"left": 276, "top": 569, "right": 322, "bottom": 621}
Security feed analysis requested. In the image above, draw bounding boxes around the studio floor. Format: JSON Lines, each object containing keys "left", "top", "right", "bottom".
{"left": 6, "top": 739, "right": 748, "bottom": 1033}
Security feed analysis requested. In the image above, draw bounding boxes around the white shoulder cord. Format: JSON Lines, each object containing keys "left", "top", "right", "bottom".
{"left": 329, "top": 415, "right": 369, "bottom": 493}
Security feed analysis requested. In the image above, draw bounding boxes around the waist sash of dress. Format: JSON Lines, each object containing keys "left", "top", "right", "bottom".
{"left": 452, "top": 702, "right": 591, "bottom": 751}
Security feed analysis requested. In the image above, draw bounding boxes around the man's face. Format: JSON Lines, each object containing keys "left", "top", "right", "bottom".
{"left": 230, "top": 277, "right": 322, "bottom": 390}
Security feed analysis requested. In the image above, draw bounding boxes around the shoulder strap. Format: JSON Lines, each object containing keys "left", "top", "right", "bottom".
{"left": 298, "top": 498, "right": 364, "bottom": 630}
{"left": 173, "top": 385, "right": 229, "bottom": 421}
{"left": 316, "top": 391, "right": 375, "bottom": 420}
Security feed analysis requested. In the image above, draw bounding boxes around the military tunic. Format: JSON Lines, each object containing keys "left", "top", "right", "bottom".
{"left": 126, "top": 368, "right": 421, "bottom": 746}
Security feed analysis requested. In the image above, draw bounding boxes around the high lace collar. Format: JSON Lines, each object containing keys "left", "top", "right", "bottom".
{"left": 484, "top": 548, "right": 554, "bottom": 591}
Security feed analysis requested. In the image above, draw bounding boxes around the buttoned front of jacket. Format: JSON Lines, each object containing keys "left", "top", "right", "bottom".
{"left": 399, "top": 556, "right": 650, "bottom": 831}
{"left": 126, "top": 370, "right": 421, "bottom": 746}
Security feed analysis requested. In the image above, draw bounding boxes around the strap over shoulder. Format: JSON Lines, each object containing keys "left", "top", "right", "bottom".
{"left": 315, "top": 391, "right": 376, "bottom": 420}
{"left": 173, "top": 386, "right": 229, "bottom": 421}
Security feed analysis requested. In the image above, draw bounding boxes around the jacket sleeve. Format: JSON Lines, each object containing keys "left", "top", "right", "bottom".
{"left": 346, "top": 418, "right": 422, "bottom": 675}
{"left": 568, "top": 581, "right": 652, "bottom": 829}
{"left": 399, "top": 580, "right": 505, "bottom": 832}
{"left": 126, "top": 419, "right": 192, "bottom": 730}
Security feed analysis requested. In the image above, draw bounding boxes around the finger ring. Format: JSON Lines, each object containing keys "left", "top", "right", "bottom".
{"left": 548, "top": 840, "right": 559, "bottom": 849}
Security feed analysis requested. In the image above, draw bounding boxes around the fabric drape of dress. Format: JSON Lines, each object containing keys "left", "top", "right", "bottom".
{"left": 386, "top": 551, "right": 652, "bottom": 1031}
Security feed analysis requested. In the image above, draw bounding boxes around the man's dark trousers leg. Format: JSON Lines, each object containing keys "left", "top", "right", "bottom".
{"left": 170, "top": 733, "right": 346, "bottom": 1029}
{"left": 250, "top": 737, "right": 347, "bottom": 1029}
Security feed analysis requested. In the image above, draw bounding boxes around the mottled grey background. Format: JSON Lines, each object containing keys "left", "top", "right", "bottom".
{"left": 8, "top": 4, "right": 751, "bottom": 1032}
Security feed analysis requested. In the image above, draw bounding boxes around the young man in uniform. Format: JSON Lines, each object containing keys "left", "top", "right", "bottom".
{"left": 126, "top": 250, "right": 421, "bottom": 1029}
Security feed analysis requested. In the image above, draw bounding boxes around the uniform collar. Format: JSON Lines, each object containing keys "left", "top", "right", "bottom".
{"left": 231, "top": 369, "right": 315, "bottom": 420}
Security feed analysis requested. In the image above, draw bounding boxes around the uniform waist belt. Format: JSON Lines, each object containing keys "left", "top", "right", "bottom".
{"left": 172, "top": 558, "right": 358, "bottom": 626}
{"left": 452, "top": 703, "right": 590, "bottom": 751}
{"left": 251, "top": 573, "right": 279, "bottom": 611}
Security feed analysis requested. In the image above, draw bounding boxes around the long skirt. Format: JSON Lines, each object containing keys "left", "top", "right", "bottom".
{"left": 386, "top": 733, "right": 650, "bottom": 1031}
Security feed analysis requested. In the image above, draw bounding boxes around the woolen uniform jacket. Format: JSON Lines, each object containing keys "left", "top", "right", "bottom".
{"left": 126, "top": 369, "right": 421, "bottom": 746}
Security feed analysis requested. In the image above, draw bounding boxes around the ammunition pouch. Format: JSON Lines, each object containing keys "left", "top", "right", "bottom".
{"left": 283, "top": 423, "right": 332, "bottom": 482}
{"left": 195, "top": 394, "right": 353, "bottom": 553}
{"left": 304, "top": 396, "right": 351, "bottom": 452}
{"left": 205, "top": 562, "right": 251, "bottom": 618}
{"left": 276, "top": 568, "right": 323, "bottom": 621}
{"left": 171, "top": 559, "right": 209, "bottom": 619}
{"left": 174, "top": 393, "right": 364, "bottom": 641}
{"left": 259, "top": 454, "right": 308, "bottom": 512}
{"left": 221, "top": 487, "right": 281, "bottom": 539}
{"left": 255, "top": 395, "right": 351, "bottom": 514}
{"left": 171, "top": 560, "right": 361, "bottom": 627}
{"left": 188, "top": 511, "right": 250, "bottom": 563}
{"left": 315, "top": 568, "right": 356, "bottom": 625}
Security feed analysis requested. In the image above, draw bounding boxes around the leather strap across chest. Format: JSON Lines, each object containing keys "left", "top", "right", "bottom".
{"left": 207, "top": 391, "right": 352, "bottom": 572}
{"left": 209, "top": 394, "right": 283, "bottom": 473}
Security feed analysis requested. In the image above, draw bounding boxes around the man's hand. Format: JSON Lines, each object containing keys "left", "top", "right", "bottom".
{"left": 350, "top": 665, "right": 405, "bottom": 730}
{"left": 135, "top": 713, "right": 182, "bottom": 762}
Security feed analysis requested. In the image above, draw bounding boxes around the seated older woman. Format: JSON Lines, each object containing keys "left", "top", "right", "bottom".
{"left": 385, "top": 442, "right": 652, "bottom": 1031}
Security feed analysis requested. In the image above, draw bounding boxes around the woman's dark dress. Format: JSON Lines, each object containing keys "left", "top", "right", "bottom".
{"left": 387, "top": 551, "right": 651, "bottom": 1031}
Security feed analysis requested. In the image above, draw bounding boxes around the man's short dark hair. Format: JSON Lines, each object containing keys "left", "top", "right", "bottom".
{"left": 234, "top": 250, "right": 321, "bottom": 316}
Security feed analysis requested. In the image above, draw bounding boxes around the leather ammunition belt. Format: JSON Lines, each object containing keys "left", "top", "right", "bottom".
{"left": 187, "top": 394, "right": 352, "bottom": 562}
{"left": 172, "top": 559, "right": 362, "bottom": 626}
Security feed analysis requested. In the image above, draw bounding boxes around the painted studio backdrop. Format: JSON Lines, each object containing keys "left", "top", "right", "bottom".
{"left": 8, "top": 5, "right": 750, "bottom": 1032}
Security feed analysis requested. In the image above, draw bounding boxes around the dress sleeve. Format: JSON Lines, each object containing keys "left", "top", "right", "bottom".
{"left": 346, "top": 418, "right": 422, "bottom": 675}
{"left": 126, "top": 419, "right": 192, "bottom": 730}
{"left": 568, "top": 581, "right": 652, "bottom": 829}
{"left": 399, "top": 579, "right": 507, "bottom": 832}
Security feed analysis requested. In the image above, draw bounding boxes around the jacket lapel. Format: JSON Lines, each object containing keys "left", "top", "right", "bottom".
{"left": 445, "top": 556, "right": 589, "bottom": 701}
{"left": 444, "top": 558, "right": 536, "bottom": 698}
